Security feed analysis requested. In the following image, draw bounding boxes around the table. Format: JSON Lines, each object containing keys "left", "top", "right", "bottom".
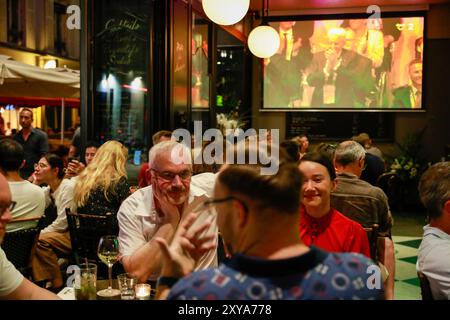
{"left": 57, "top": 280, "right": 156, "bottom": 300}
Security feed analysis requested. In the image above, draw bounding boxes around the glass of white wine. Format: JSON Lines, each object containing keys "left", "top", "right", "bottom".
{"left": 97, "top": 235, "right": 121, "bottom": 297}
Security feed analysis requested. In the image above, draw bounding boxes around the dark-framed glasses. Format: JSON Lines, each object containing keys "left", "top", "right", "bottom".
{"left": 0, "top": 201, "right": 16, "bottom": 217}
{"left": 151, "top": 168, "right": 192, "bottom": 182}
{"left": 204, "top": 196, "right": 248, "bottom": 213}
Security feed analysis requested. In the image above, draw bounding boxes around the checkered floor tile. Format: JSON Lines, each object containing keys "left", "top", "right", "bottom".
{"left": 393, "top": 236, "right": 422, "bottom": 300}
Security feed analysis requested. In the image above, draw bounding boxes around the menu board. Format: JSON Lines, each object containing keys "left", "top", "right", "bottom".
{"left": 286, "top": 112, "right": 394, "bottom": 141}
{"left": 92, "top": 0, "right": 150, "bottom": 150}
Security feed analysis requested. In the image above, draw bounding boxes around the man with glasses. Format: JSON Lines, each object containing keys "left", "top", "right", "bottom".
{"left": 0, "top": 139, "right": 45, "bottom": 232}
{"left": 13, "top": 108, "right": 49, "bottom": 180}
{"left": 331, "top": 140, "right": 394, "bottom": 299}
{"left": 0, "top": 173, "right": 59, "bottom": 299}
{"left": 117, "top": 141, "right": 217, "bottom": 283}
{"left": 153, "top": 149, "right": 383, "bottom": 300}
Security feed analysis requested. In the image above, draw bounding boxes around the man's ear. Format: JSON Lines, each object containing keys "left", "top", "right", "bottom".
{"left": 358, "top": 157, "right": 365, "bottom": 169}
{"left": 234, "top": 201, "right": 249, "bottom": 229}
{"left": 444, "top": 200, "right": 450, "bottom": 215}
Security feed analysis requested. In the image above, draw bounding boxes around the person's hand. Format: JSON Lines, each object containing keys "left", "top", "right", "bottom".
{"left": 155, "top": 212, "right": 216, "bottom": 278}
{"left": 66, "top": 160, "right": 85, "bottom": 178}
{"left": 153, "top": 186, "right": 181, "bottom": 227}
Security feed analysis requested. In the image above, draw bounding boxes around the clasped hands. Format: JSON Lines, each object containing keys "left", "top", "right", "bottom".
{"left": 153, "top": 189, "right": 216, "bottom": 279}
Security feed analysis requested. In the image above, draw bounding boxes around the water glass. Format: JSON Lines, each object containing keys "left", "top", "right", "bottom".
{"left": 117, "top": 273, "right": 137, "bottom": 300}
{"left": 74, "top": 263, "right": 97, "bottom": 300}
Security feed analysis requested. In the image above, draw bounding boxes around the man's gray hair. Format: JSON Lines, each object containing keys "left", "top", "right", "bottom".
{"left": 334, "top": 140, "right": 366, "bottom": 166}
{"left": 419, "top": 162, "right": 450, "bottom": 219}
{"left": 148, "top": 140, "right": 192, "bottom": 168}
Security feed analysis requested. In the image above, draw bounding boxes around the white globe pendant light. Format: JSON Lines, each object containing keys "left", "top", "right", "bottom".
{"left": 202, "top": 0, "right": 250, "bottom": 26}
{"left": 248, "top": 24, "right": 280, "bottom": 58}
{"left": 248, "top": 0, "right": 280, "bottom": 58}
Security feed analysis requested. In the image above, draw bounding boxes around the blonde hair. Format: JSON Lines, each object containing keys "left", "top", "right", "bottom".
{"left": 74, "top": 140, "right": 128, "bottom": 208}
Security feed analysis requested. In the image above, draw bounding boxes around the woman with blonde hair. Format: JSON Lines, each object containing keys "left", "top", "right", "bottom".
{"left": 73, "top": 140, "right": 130, "bottom": 231}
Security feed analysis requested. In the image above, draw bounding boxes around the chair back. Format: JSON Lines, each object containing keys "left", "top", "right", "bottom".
{"left": 1, "top": 216, "right": 44, "bottom": 277}
{"left": 362, "top": 224, "right": 380, "bottom": 262}
{"left": 376, "top": 172, "right": 400, "bottom": 209}
{"left": 66, "top": 208, "right": 117, "bottom": 265}
{"left": 417, "top": 271, "right": 434, "bottom": 300}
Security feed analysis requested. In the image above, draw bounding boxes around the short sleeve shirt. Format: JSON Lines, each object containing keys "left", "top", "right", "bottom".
{"left": 0, "top": 248, "right": 24, "bottom": 297}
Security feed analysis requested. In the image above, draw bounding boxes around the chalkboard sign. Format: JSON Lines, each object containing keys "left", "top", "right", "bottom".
{"left": 92, "top": 0, "right": 151, "bottom": 150}
{"left": 286, "top": 112, "right": 394, "bottom": 142}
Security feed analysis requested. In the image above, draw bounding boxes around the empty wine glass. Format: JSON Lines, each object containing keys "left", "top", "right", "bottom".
{"left": 96, "top": 235, "right": 121, "bottom": 297}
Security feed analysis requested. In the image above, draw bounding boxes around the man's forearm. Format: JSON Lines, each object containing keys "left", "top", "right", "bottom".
{"left": 123, "top": 223, "right": 177, "bottom": 283}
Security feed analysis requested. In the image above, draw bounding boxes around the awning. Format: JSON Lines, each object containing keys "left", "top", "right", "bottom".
{"left": 0, "top": 96, "right": 80, "bottom": 108}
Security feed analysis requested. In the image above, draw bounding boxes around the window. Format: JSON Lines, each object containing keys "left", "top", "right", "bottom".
{"left": 7, "top": 0, "right": 24, "bottom": 45}
{"left": 54, "top": 2, "right": 68, "bottom": 56}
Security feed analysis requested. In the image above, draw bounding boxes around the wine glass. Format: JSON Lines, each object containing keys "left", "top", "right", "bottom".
{"left": 97, "top": 235, "right": 121, "bottom": 297}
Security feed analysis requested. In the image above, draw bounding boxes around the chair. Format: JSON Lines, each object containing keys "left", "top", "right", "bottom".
{"left": 363, "top": 224, "right": 380, "bottom": 262}
{"left": 417, "top": 271, "right": 434, "bottom": 300}
{"left": 331, "top": 192, "right": 396, "bottom": 299}
{"left": 331, "top": 193, "right": 381, "bottom": 229}
{"left": 1, "top": 216, "right": 44, "bottom": 278}
{"left": 376, "top": 172, "right": 400, "bottom": 210}
{"left": 65, "top": 208, "right": 123, "bottom": 278}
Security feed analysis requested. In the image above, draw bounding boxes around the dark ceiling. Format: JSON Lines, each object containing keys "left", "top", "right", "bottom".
{"left": 249, "top": 0, "right": 449, "bottom": 12}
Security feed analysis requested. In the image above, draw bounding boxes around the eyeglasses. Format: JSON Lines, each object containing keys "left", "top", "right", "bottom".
{"left": 151, "top": 168, "right": 192, "bottom": 182}
{"left": 204, "top": 196, "right": 249, "bottom": 213}
{"left": 0, "top": 201, "right": 16, "bottom": 218}
{"left": 34, "top": 162, "right": 49, "bottom": 170}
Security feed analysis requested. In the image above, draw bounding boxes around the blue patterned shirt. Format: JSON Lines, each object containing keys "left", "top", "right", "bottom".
{"left": 168, "top": 246, "right": 384, "bottom": 300}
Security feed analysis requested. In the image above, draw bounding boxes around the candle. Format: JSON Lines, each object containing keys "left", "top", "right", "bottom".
{"left": 135, "top": 284, "right": 151, "bottom": 300}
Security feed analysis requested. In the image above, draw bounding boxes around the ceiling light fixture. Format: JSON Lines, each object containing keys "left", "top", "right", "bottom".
{"left": 248, "top": 0, "right": 280, "bottom": 58}
{"left": 202, "top": 0, "right": 249, "bottom": 26}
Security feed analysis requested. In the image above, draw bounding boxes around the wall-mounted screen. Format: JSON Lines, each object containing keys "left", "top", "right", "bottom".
{"left": 262, "top": 13, "right": 425, "bottom": 110}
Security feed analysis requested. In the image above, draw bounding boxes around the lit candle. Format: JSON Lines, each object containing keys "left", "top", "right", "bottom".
{"left": 135, "top": 284, "right": 151, "bottom": 300}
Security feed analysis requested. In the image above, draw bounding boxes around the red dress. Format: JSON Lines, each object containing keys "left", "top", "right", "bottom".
{"left": 299, "top": 206, "right": 371, "bottom": 258}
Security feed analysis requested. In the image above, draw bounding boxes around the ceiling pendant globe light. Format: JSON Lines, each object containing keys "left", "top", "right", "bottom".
{"left": 248, "top": 0, "right": 280, "bottom": 58}
{"left": 202, "top": 0, "right": 250, "bottom": 26}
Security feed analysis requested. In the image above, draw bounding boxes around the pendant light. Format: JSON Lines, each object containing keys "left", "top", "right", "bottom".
{"left": 202, "top": 0, "right": 250, "bottom": 26}
{"left": 248, "top": 0, "right": 280, "bottom": 58}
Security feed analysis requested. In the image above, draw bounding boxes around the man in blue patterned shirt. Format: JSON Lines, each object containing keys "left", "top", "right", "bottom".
{"left": 155, "top": 148, "right": 384, "bottom": 300}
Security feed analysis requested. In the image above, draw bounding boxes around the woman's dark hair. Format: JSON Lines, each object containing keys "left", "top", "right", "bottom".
{"left": 314, "top": 142, "right": 337, "bottom": 165}
{"left": 85, "top": 140, "right": 100, "bottom": 150}
{"left": 280, "top": 140, "right": 300, "bottom": 163}
{"left": 43, "top": 153, "right": 65, "bottom": 179}
{"left": 301, "top": 152, "right": 336, "bottom": 180}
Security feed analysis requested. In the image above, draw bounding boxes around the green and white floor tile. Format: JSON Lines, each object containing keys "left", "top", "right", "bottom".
{"left": 393, "top": 235, "right": 423, "bottom": 300}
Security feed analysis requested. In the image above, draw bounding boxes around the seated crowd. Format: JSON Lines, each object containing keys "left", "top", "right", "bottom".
{"left": 0, "top": 131, "right": 449, "bottom": 300}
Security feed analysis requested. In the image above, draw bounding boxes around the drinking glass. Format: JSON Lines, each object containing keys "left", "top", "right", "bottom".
{"left": 96, "top": 235, "right": 121, "bottom": 297}
{"left": 117, "top": 273, "right": 137, "bottom": 300}
{"left": 74, "top": 263, "right": 97, "bottom": 300}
